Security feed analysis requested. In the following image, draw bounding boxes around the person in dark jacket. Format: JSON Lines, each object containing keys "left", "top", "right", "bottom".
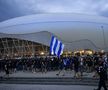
{"left": 73, "top": 56, "right": 80, "bottom": 78}
{"left": 94, "top": 61, "right": 107, "bottom": 90}
{"left": 56, "top": 57, "right": 66, "bottom": 76}
{"left": 4, "top": 62, "right": 9, "bottom": 77}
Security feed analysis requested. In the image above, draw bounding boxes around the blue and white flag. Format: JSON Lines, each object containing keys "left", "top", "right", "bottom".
{"left": 50, "top": 36, "right": 64, "bottom": 57}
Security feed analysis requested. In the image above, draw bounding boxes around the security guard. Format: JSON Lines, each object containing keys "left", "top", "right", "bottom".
{"left": 94, "top": 61, "right": 107, "bottom": 90}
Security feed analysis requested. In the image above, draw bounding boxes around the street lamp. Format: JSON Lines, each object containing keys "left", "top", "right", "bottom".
{"left": 101, "top": 26, "right": 106, "bottom": 50}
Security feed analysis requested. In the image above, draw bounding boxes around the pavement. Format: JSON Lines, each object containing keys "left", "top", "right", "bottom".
{"left": 0, "top": 70, "right": 95, "bottom": 78}
{"left": 0, "top": 84, "right": 97, "bottom": 90}
{"left": 0, "top": 71, "right": 107, "bottom": 90}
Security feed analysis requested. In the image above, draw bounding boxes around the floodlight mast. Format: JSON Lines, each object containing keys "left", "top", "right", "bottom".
{"left": 101, "top": 26, "right": 106, "bottom": 51}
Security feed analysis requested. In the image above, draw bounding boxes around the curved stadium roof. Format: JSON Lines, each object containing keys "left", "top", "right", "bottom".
{"left": 0, "top": 13, "right": 108, "bottom": 51}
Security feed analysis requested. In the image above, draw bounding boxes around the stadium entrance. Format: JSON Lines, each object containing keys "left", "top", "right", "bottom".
{"left": 0, "top": 38, "right": 49, "bottom": 59}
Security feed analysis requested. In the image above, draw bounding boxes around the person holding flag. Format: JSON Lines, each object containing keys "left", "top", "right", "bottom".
{"left": 50, "top": 35, "right": 65, "bottom": 76}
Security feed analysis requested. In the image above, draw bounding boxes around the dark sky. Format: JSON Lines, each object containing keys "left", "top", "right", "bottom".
{"left": 0, "top": 0, "right": 108, "bottom": 22}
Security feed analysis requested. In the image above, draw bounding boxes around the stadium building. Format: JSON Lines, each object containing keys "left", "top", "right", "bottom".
{"left": 0, "top": 13, "right": 108, "bottom": 59}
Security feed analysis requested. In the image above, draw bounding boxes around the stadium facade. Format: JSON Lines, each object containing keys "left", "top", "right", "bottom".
{"left": 0, "top": 13, "right": 108, "bottom": 59}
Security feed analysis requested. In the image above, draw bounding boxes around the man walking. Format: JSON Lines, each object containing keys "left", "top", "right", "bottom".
{"left": 94, "top": 60, "right": 107, "bottom": 90}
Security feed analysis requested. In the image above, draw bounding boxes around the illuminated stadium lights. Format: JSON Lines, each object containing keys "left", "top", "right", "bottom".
{"left": 40, "top": 52, "right": 45, "bottom": 55}
{"left": 80, "top": 50, "right": 85, "bottom": 53}
{"left": 68, "top": 51, "right": 72, "bottom": 54}
{"left": 73, "top": 49, "right": 93, "bottom": 55}
{"left": 101, "top": 50, "right": 104, "bottom": 53}
{"left": 85, "top": 50, "right": 93, "bottom": 55}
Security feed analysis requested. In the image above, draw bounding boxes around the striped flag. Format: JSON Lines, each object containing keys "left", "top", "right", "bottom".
{"left": 50, "top": 36, "right": 64, "bottom": 57}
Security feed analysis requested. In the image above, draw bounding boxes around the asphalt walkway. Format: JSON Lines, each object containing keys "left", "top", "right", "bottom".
{"left": 0, "top": 70, "right": 94, "bottom": 78}
{"left": 0, "top": 84, "right": 97, "bottom": 90}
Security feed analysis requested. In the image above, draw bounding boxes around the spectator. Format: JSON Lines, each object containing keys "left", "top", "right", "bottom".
{"left": 94, "top": 60, "right": 107, "bottom": 90}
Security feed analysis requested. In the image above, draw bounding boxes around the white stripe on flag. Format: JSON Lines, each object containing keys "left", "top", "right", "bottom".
{"left": 60, "top": 44, "right": 64, "bottom": 55}
{"left": 55, "top": 40, "right": 60, "bottom": 55}
{"left": 51, "top": 37, "right": 56, "bottom": 55}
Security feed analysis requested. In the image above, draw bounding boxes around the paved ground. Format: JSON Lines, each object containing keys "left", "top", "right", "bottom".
{"left": 0, "top": 71, "right": 106, "bottom": 90}
{"left": 0, "top": 70, "right": 95, "bottom": 78}
{"left": 0, "top": 84, "right": 98, "bottom": 90}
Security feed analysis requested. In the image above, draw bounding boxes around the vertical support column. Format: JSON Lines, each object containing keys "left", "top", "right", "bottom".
{"left": 11, "top": 39, "right": 13, "bottom": 58}
{"left": 13, "top": 38, "right": 18, "bottom": 57}
{"left": 32, "top": 42, "right": 35, "bottom": 57}
{"left": 42, "top": 44, "right": 45, "bottom": 55}
{"left": 6, "top": 38, "right": 10, "bottom": 58}
{"left": 0, "top": 40, "right": 2, "bottom": 58}
{"left": 20, "top": 40, "right": 23, "bottom": 57}
{"left": 21, "top": 40, "right": 26, "bottom": 57}
{"left": 45, "top": 45, "right": 48, "bottom": 55}
{"left": 1, "top": 38, "right": 7, "bottom": 57}
{"left": 17, "top": 39, "right": 21, "bottom": 57}
{"left": 101, "top": 26, "right": 106, "bottom": 50}
{"left": 26, "top": 40, "right": 30, "bottom": 56}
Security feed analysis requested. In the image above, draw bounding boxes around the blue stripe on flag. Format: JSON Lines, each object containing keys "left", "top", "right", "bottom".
{"left": 57, "top": 42, "right": 62, "bottom": 56}
{"left": 53, "top": 39, "right": 58, "bottom": 55}
{"left": 55, "top": 41, "right": 60, "bottom": 55}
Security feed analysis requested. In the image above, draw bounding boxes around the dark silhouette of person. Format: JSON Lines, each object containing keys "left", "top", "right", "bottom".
{"left": 94, "top": 61, "right": 107, "bottom": 90}
{"left": 4, "top": 62, "right": 9, "bottom": 77}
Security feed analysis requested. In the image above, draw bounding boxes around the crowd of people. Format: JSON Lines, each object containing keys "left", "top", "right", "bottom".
{"left": 0, "top": 56, "right": 60, "bottom": 75}
{"left": 0, "top": 53, "right": 108, "bottom": 90}
{"left": 0, "top": 53, "right": 108, "bottom": 78}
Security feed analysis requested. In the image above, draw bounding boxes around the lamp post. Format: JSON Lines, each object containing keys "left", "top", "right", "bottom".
{"left": 101, "top": 26, "right": 106, "bottom": 51}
